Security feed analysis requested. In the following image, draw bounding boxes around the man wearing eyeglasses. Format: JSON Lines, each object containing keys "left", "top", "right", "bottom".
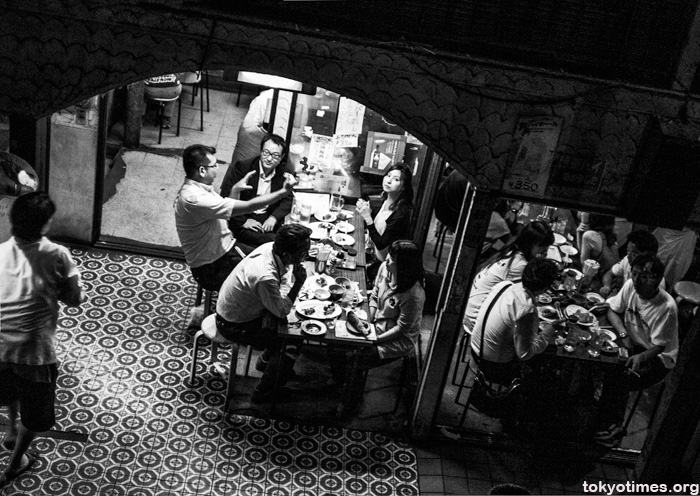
{"left": 174, "top": 144, "right": 295, "bottom": 292}
{"left": 219, "top": 134, "right": 293, "bottom": 247}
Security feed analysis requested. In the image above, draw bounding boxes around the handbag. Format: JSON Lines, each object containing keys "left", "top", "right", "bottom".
{"left": 469, "top": 282, "right": 522, "bottom": 418}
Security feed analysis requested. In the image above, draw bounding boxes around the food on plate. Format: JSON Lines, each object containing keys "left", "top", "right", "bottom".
{"left": 601, "top": 340, "right": 618, "bottom": 353}
{"left": 301, "top": 307, "right": 315, "bottom": 316}
{"left": 316, "top": 277, "right": 328, "bottom": 287}
{"left": 322, "top": 303, "right": 337, "bottom": 315}
{"left": 575, "top": 310, "right": 593, "bottom": 324}
{"left": 540, "top": 307, "right": 558, "bottom": 320}
{"left": 322, "top": 213, "right": 333, "bottom": 221}
{"left": 346, "top": 310, "right": 370, "bottom": 336}
{"left": 319, "top": 222, "right": 333, "bottom": 230}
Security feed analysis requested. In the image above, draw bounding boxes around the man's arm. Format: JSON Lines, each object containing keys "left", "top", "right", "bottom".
{"left": 59, "top": 274, "right": 87, "bottom": 306}
{"left": 513, "top": 311, "right": 552, "bottom": 360}
{"left": 627, "top": 345, "right": 664, "bottom": 372}
{"left": 231, "top": 174, "right": 295, "bottom": 217}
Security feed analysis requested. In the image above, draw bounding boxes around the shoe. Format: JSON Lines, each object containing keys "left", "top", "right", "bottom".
{"left": 0, "top": 451, "right": 38, "bottom": 488}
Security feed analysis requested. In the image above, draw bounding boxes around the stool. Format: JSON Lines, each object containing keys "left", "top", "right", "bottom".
{"left": 361, "top": 352, "right": 418, "bottom": 414}
{"left": 178, "top": 71, "right": 209, "bottom": 132}
{"left": 191, "top": 314, "right": 253, "bottom": 409}
{"left": 146, "top": 95, "right": 181, "bottom": 144}
{"left": 674, "top": 281, "right": 700, "bottom": 305}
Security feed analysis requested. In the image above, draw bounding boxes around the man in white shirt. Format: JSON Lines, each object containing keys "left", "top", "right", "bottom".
{"left": 600, "top": 229, "right": 664, "bottom": 297}
{"left": 595, "top": 254, "right": 679, "bottom": 445}
{"left": 174, "top": 144, "right": 295, "bottom": 291}
{"left": 215, "top": 224, "right": 311, "bottom": 403}
{"left": 219, "top": 134, "right": 292, "bottom": 247}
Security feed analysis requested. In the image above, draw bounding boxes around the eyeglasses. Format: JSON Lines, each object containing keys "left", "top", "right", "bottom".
{"left": 262, "top": 149, "right": 282, "bottom": 161}
{"left": 201, "top": 163, "right": 219, "bottom": 169}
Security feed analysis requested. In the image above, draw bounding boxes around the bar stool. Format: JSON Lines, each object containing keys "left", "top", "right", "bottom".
{"left": 190, "top": 314, "right": 253, "bottom": 410}
{"left": 146, "top": 95, "right": 180, "bottom": 144}
{"left": 178, "top": 71, "right": 209, "bottom": 132}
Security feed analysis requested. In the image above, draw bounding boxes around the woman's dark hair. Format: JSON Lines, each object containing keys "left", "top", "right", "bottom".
{"left": 514, "top": 221, "right": 554, "bottom": 261}
{"left": 521, "top": 258, "right": 559, "bottom": 293}
{"left": 182, "top": 144, "right": 216, "bottom": 178}
{"left": 588, "top": 213, "right": 617, "bottom": 247}
{"left": 382, "top": 162, "right": 414, "bottom": 213}
{"left": 388, "top": 240, "right": 425, "bottom": 293}
{"left": 11, "top": 192, "right": 56, "bottom": 240}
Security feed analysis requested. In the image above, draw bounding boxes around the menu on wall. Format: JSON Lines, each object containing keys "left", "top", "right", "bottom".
{"left": 308, "top": 134, "right": 335, "bottom": 169}
{"left": 503, "top": 116, "right": 563, "bottom": 198}
{"left": 336, "top": 98, "right": 365, "bottom": 136}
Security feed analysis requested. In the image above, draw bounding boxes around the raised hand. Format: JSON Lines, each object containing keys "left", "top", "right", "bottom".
{"left": 230, "top": 170, "right": 256, "bottom": 197}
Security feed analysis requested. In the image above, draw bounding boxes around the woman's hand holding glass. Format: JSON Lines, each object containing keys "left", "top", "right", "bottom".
{"left": 356, "top": 199, "right": 373, "bottom": 224}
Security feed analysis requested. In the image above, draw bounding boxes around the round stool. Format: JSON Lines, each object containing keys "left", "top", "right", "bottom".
{"left": 674, "top": 281, "right": 700, "bottom": 305}
{"left": 190, "top": 314, "right": 252, "bottom": 410}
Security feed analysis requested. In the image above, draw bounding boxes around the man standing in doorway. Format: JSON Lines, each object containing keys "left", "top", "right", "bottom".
{"left": 219, "top": 134, "right": 292, "bottom": 247}
{"left": 174, "top": 144, "right": 295, "bottom": 292}
{"left": 0, "top": 192, "right": 86, "bottom": 487}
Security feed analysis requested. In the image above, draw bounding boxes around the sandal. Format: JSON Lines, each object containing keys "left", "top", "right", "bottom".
{"left": 0, "top": 451, "right": 38, "bottom": 488}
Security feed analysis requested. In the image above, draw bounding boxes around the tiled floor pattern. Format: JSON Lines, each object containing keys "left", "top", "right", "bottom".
{"left": 0, "top": 247, "right": 419, "bottom": 495}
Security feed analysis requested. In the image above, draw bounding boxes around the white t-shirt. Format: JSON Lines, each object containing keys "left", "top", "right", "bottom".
{"left": 607, "top": 279, "right": 679, "bottom": 369}
{"left": 463, "top": 252, "right": 527, "bottom": 334}
{"left": 611, "top": 256, "right": 666, "bottom": 290}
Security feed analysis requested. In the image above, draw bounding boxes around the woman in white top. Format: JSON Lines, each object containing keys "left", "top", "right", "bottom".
{"left": 462, "top": 220, "right": 555, "bottom": 335}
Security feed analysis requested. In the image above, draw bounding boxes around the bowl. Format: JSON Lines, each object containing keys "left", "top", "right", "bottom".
{"left": 538, "top": 294, "right": 552, "bottom": 304}
{"left": 334, "top": 277, "right": 352, "bottom": 289}
{"left": 328, "top": 284, "right": 345, "bottom": 300}
{"left": 314, "top": 288, "right": 331, "bottom": 300}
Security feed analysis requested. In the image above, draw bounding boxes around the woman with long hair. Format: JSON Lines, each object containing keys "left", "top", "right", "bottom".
{"left": 331, "top": 240, "right": 425, "bottom": 416}
{"left": 356, "top": 163, "right": 414, "bottom": 280}
{"left": 463, "top": 220, "right": 555, "bottom": 335}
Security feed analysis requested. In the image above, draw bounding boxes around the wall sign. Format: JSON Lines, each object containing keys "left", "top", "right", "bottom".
{"left": 503, "top": 116, "right": 563, "bottom": 198}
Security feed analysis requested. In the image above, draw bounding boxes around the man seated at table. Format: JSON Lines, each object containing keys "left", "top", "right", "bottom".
{"left": 599, "top": 229, "right": 665, "bottom": 297}
{"left": 174, "top": 144, "right": 295, "bottom": 292}
{"left": 215, "top": 224, "right": 311, "bottom": 403}
{"left": 219, "top": 134, "right": 292, "bottom": 248}
{"left": 595, "top": 254, "right": 679, "bottom": 445}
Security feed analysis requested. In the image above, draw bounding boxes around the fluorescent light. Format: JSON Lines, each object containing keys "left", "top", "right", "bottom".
{"left": 237, "top": 72, "right": 303, "bottom": 92}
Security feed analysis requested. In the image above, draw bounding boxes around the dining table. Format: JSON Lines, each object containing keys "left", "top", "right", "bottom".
{"left": 268, "top": 258, "right": 377, "bottom": 413}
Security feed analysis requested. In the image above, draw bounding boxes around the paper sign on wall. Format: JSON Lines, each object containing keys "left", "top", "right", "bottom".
{"left": 308, "top": 134, "right": 334, "bottom": 168}
{"left": 503, "top": 116, "right": 563, "bottom": 198}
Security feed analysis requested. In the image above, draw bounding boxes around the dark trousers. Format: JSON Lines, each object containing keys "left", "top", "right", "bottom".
{"left": 231, "top": 212, "right": 278, "bottom": 248}
{"left": 597, "top": 347, "right": 669, "bottom": 427}
{"left": 215, "top": 313, "right": 296, "bottom": 394}
{"left": 330, "top": 347, "right": 390, "bottom": 408}
{"left": 190, "top": 242, "right": 253, "bottom": 292}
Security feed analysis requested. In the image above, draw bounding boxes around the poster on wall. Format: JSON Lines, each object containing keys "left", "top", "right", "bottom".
{"left": 362, "top": 132, "right": 407, "bottom": 175}
{"left": 308, "top": 134, "right": 334, "bottom": 169}
{"left": 50, "top": 96, "right": 99, "bottom": 130}
{"left": 548, "top": 152, "right": 606, "bottom": 193}
{"left": 503, "top": 116, "right": 563, "bottom": 198}
{"left": 336, "top": 98, "right": 365, "bottom": 136}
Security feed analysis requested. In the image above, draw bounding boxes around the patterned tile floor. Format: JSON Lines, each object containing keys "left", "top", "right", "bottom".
{"left": 0, "top": 247, "right": 419, "bottom": 495}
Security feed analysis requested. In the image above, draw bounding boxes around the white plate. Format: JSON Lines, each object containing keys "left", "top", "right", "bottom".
{"left": 565, "top": 304, "right": 596, "bottom": 326}
{"left": 314, "top": 211, "right": 337, "bottom": 222}
{"left": 560, "top": 245, "right": 578, "bottom": 256}
{"left": 562, "top": 268, "right": 583, "bottom": 280}
{"left": 301, "top": 320, "right": 327, "bottom": 336}
{"left": 295, "top": 300, "right": 342, "bottom": 320}
{"left": 553, "top": 233, "right": 566, "bottom": 245}
{"left": 600, "top": 329, "right": 617, "bottom": 342}
{"left": 309, "top": 274, "right": 336, "bottom": 289}
{"left": 335, "top": 221, "right": 355, "bottom": 234}
{"left": 332, "top": 233, "right": 355, "bottom": 246}
{"left": 585, "top": 292, "right": 605, "bottom": 304}
{"left": 537, "top": 305, "right": 559, "bottom": 322}
{"left": 308, "top": 222, "right": 337, "bottom": 240}
{"left": 600, "top": 339, "right": 619, "bottom": 354}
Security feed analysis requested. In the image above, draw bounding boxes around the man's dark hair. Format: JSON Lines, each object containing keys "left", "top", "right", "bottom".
{"left": 182, "top": 144, "right": 216, "bottom": 178}
{"left": 627, "top": 230, "right": 659, "bottom": 255}
{"left": 631, "top": 253, "right": 665, "bottom": 280}
{"left": 273, "top": 224, "right": 312, "bottom": 257}
{"left": 522, "top": 258, "right": 559, "bottom": 292}
{"left": 260, "top": 134, "right": 287, "bottom": 157}
{"left": 11, "top": 192, "right": 56, "bottom": 240}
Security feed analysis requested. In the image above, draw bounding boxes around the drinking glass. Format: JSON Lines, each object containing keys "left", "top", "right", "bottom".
{"left": 300, "top": 201, "right": 312, "bottom": 223}
{"left": 289, "top": 202, "right": 301, "bottom": 223}
{"left": 330, "top": 194, "right": 345, "bottom": 213}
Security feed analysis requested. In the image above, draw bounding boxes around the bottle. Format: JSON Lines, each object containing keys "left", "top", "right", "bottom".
{"left": 371, "top": 145, "right": 381, "bottom": 168}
